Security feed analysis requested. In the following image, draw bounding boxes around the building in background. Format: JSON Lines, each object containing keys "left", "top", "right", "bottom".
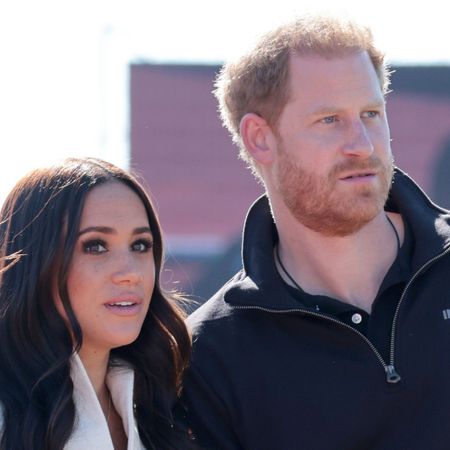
{"left": 130, "top": 63, "right": 450, "bottom": 303}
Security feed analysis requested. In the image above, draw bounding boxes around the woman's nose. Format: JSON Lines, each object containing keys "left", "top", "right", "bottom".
{"left": 111, "top": 253, "right": 142, "bottom": 285}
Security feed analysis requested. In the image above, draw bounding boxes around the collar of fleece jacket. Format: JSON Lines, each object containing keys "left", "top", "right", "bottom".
{"left": 222, "top": 167, "right": 450, "bottom": 310}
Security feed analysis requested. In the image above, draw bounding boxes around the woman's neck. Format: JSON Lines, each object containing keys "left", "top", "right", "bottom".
{"left": 78, "top": 347, "right": 110, "bottom": 407}
{"left": 77, "top": 348, "right": 128, "bottom": 449}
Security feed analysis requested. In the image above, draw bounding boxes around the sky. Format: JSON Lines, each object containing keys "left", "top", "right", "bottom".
{"left": 1, "top": 0, "right": 449, "bottom": 204}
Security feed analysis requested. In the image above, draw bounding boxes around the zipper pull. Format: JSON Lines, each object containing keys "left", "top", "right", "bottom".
{"left": 385, "top": 365, "right": 401, "bottom": 383}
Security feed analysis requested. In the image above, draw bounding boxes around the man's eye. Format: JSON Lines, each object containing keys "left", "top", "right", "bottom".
{"left": 131, "top": 239, "right": 153, "bottom": 253}
{"left": 321, "top": 116, "right": 337, "bottom": 124}
{"left": 363, "top": 111, "right": 379, "bottom": 118}
{"left": 83, "top": 240, "right": 107, "bottom": 254}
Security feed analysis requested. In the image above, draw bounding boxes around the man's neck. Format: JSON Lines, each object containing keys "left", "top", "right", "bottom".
{"left": 275, "top": 209, "right": 404, "bottom": 313}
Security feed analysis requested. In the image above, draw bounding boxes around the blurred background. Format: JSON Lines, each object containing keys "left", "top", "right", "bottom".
{"left": 2, "top": 0, "right": 450, "bottom": 304}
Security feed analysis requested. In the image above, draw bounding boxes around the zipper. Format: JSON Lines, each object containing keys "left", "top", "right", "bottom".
{"left": 233, "top": 304, "right": 397, "bottom": 382}
{"left": 233, "top": 247, "right": 450, "bottom": 384}
{"left": 388, "top": 246, "right": 450, "bottom": 374}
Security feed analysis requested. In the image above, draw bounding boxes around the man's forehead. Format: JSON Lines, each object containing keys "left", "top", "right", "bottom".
{"left": 287, "top": 52, "right": 381, "bottom": 90}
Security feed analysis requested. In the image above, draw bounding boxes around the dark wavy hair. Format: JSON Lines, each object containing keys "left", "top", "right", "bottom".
{"left": 0, "top": 157, "right": 193, "bottom": 449}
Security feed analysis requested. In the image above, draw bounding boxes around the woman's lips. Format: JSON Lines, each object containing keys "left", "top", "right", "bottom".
{"left": 103, "top": 295, "right": 143, "bottom": 316}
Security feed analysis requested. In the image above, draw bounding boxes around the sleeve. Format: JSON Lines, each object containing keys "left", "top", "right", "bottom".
{"left": 177, "top": 362, "right": 244, "bottom": 450}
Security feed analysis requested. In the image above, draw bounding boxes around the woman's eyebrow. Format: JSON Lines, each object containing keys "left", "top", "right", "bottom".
{"left": 78, "top": 226, "right": 152, "bottom": 236}
{"left": 133, "top": 226, "right": 152, "bottom": 236}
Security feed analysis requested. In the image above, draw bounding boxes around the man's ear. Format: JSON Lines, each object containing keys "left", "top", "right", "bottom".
{"left": 240, "top": 113, "right": 276, "bottom": 166}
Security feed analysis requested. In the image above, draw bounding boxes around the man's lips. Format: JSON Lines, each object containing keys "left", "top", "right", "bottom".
{"left": 338, "top": 170, "right": 377, "bottom": 180}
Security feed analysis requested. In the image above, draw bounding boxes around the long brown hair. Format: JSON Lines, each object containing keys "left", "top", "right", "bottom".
{"left": 0, "top": 157, "right": 192, "bottom": 449}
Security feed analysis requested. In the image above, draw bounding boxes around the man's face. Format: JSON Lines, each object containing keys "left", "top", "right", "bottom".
{"left": 272, "top": 51, "right": 393, "bottom": 236}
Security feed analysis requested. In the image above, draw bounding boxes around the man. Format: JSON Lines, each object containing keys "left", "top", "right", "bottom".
{"left": 180, "top": 15, "right": 450, "bottom": 450}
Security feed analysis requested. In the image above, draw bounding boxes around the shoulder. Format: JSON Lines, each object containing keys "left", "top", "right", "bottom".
{"left": 187, "top": 270, "right": 250, "bottom": 337}
{"left": 187, "top": 294, "right": 232, "bottom": 332}
{"left": 186, "top": 270, "right": 267, "bottom": 371}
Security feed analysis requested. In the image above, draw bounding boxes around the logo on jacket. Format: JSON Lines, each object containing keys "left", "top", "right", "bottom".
{"left": 442, "top": 309, "right": 450, "bottom": 319}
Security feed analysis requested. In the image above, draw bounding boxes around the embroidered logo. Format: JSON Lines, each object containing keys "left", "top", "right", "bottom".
{"left": 442, "top": 309, "right": 450, "bottom": 319}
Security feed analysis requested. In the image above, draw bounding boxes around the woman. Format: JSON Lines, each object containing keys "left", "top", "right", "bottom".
{"left": 0, "top": 157, "right": 193, "bottom": 449}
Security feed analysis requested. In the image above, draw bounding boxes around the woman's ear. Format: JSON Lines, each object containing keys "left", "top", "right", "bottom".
{"left": 52, "top": 277, "right": 68, "bottom": 321}
{"left": 240, "top": 113, "right": 276, "bottom": 167}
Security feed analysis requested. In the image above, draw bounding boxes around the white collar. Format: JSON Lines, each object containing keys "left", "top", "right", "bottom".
{"left": 67, "top": 354, "right": 145, "bottom": 450}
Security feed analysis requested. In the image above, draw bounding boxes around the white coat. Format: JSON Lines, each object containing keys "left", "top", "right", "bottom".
{"left": 67, "top": 354, "right": 146, "bottom": 450}
{"left": 0, "top": 354, "right": 146, "bottom": 449}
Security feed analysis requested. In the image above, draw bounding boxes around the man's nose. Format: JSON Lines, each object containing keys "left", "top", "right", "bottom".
{"left": 341, "top": 120, "right": 374, "bottom": 157}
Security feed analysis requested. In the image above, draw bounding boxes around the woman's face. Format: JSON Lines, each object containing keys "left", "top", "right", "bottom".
{"left": 60, "top": 181, "right": 155, "bottom": 359}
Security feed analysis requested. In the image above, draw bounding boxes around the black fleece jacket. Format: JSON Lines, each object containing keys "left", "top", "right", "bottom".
{"left": 181, "top": 169, "right": 450, "bottom": 450}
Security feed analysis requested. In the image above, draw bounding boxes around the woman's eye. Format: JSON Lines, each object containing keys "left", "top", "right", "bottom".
{"left": 131, "top": 239, "right": 153, "bottom": 253}
{"left": 83, "top": 240, "right": 107, "bottom": 254}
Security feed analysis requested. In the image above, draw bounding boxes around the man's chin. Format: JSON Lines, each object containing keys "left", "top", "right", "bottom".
{"left": 298, "top": 201, "right": 384, "bottom": 237}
